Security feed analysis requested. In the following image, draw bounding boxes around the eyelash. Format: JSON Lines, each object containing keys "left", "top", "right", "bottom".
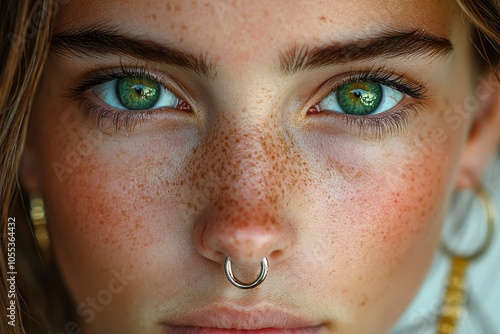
{"left": 67, "top": 65, "right": 185, "bottom": 133}
{"left": 309, "top": 68, "right": 428, "bottom": 138}
{"left": 68, "top": 66, "right": 428, "bottom": 136}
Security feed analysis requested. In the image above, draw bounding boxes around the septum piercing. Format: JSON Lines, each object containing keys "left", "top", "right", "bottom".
{"left": 224, "top": 257, "right": 268, "bottom": 289}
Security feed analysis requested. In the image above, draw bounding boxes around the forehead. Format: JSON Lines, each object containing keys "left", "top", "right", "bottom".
{"left": 54, "top": 0, "right": 456, "bottom": 56}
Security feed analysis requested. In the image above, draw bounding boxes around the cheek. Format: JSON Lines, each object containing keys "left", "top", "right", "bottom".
{"left": 291, "top": 110, "right": 463, "bottom": 325}
{"left": 30, "top": 96, "right": 200, "bottom": 315}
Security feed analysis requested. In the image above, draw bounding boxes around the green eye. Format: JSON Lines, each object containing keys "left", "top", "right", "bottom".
{"left": 92, "top": 75, "right": 181, "bottom": 111}
{"left": 318, "top": 81, "right": 403, "bottom": 116}
{"left": 337, "top": 82, "right": 382, "bottom": 115}
{"left": 116, "top": 77, "right": 160, "bottom": 110}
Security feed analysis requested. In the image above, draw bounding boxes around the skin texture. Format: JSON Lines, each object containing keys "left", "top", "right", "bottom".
{"left": 20, "top": 0, "right": 500, "bottom": 333}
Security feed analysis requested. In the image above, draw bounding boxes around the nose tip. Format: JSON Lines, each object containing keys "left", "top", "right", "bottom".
{"left": 210, "top": 229, "right": 289, "bottom": 267}
{"left": 194, "top": 209, "right": 295, "bottom": 269}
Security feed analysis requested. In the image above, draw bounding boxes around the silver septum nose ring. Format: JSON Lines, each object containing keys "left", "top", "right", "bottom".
{"left": 224, "top": 257, "right": 268, "bottom": 289}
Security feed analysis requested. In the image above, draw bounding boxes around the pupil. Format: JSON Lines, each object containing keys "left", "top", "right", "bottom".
{"left": 133, "top": 86, "right": 144, "bottom": 96}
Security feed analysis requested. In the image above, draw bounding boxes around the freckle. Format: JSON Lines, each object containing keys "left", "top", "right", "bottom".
{"left": 174, "top": 4, "right": 182, "bottom": 11}
{"left": 319, "top": 16, "right": 326, "bottom": 22}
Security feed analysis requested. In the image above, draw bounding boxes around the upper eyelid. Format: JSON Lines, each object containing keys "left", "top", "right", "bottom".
{"left": 65, "top": 66, "right": 196, "bottom": 107}
{"left": 323, "top": 71, "right": 428, "bottom": 99}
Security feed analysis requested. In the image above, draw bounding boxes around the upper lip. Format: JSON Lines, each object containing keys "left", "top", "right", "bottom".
{"left": 162, "top": 304, "right": 322, "bottom": 330}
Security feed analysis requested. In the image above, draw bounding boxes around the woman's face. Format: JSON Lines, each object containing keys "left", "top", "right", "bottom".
{"left": 23, "top": 0, "right": 479, "bottom": 333}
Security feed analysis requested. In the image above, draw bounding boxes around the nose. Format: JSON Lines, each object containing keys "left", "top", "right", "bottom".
{"left": 196, "top": 200, "right": 295, "bottom": 268}
{"left": 192, "top": 125, "right": 296, "bottom": 269}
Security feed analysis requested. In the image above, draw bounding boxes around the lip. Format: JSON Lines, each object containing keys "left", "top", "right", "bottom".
{"left": 165, "top": 327, "right": 324, "bottom": 334}
{"left": 161, "top": 305, "right": 326, "bottom": 333}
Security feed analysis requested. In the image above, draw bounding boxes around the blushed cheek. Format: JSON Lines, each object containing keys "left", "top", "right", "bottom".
{"left": 308, "top": 162, "right": 446, "bottom": 270}
{"left": 289, "top": 107, "right": 463, "bottom": 324}
{"left": 29, "top": 99, "right": 196, "bottom": 313}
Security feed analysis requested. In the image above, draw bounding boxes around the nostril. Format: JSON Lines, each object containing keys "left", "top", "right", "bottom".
{"left": 212, "top": 250, "right": 226, "bottom": 263}
{"left": 270, "top": 249, "right": 284, "bottom": 261}
{"left": 194, "top": 206, "right": 296, "bottom": 269}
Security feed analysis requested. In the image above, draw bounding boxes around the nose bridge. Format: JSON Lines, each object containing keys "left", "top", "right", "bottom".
{"left": 209, "top": 116, "right": 281, "bottom": 231}
{"left": 192, "top": 110, "right": 294, "bottom": 267}
{"left": 223, "top": 121, "right": 272, "bottom": 199}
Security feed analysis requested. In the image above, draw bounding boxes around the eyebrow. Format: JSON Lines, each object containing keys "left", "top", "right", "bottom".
{"left": 50, "top": 27, "right": 217, "bottom": 78}
{"left": 279, "top": 30, "right": 453, "bottom": 75}
{"left": 51, "top": 27, "right": 452, "bottom": 79}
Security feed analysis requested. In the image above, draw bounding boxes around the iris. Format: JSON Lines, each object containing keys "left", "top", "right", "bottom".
{"left": 337, "top": 82, "right": 382, "bottom": 115}
{"left": 116, "top": 77, "right": 161, "bottom": 110}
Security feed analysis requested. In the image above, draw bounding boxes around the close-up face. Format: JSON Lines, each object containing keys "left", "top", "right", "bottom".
{"left": 20, "top": 0, "right": 484, "bottom": 333}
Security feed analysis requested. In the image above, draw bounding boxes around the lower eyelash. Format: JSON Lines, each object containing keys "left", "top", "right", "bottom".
{"left": 338, "top": 102, "right": 424, "bottom": 140}
{"left": 309, "top": 68, "right": 428, "bottom": 139}
{"left": 81, "top": 100, "right": 157, "bottom": 133}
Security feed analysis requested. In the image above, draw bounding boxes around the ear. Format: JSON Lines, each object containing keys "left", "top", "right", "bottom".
{"left": 455, "top": 71, "right": 500, "bottom": 189}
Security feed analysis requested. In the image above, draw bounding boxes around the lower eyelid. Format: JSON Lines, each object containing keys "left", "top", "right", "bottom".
{"left": 306, "top": 99, "right": 425, "bottom": 140}
{"left": 79, "top": 83, "right": 194, "bottom": 133}
{"left": 79, "top": 98, "right": 163, "bottom": 133}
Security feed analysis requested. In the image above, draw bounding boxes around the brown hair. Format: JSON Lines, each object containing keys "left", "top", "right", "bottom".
{"left": 0, "top": 1, "right": 498, "bottom": 333}
{"left": 457, "top": 0, "right": 500, "bottom": 46}
{"left": 1, "top": 0, "right": 54, "bottom": 333}
{"left": 457, "top": 0, "right": 500, "bottom": 72}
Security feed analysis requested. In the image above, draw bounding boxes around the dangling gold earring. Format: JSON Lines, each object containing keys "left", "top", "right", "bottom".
{"left": 437, "top": 185, "right": 496, "bottom": 334}
{"left": 30, "top": 192, "right": 51, "bottom": 262}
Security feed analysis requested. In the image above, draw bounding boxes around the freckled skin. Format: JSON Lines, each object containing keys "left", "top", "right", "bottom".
{"left": 23, "top": 0, "right": 477, "bottom": 333}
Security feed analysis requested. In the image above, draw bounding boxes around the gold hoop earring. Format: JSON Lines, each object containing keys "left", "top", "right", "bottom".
{"left": 30, "top": 192, "right": 51, "bottom": 262}
{"left": 437, "top": 185, "right": 496, "bottom": 334}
